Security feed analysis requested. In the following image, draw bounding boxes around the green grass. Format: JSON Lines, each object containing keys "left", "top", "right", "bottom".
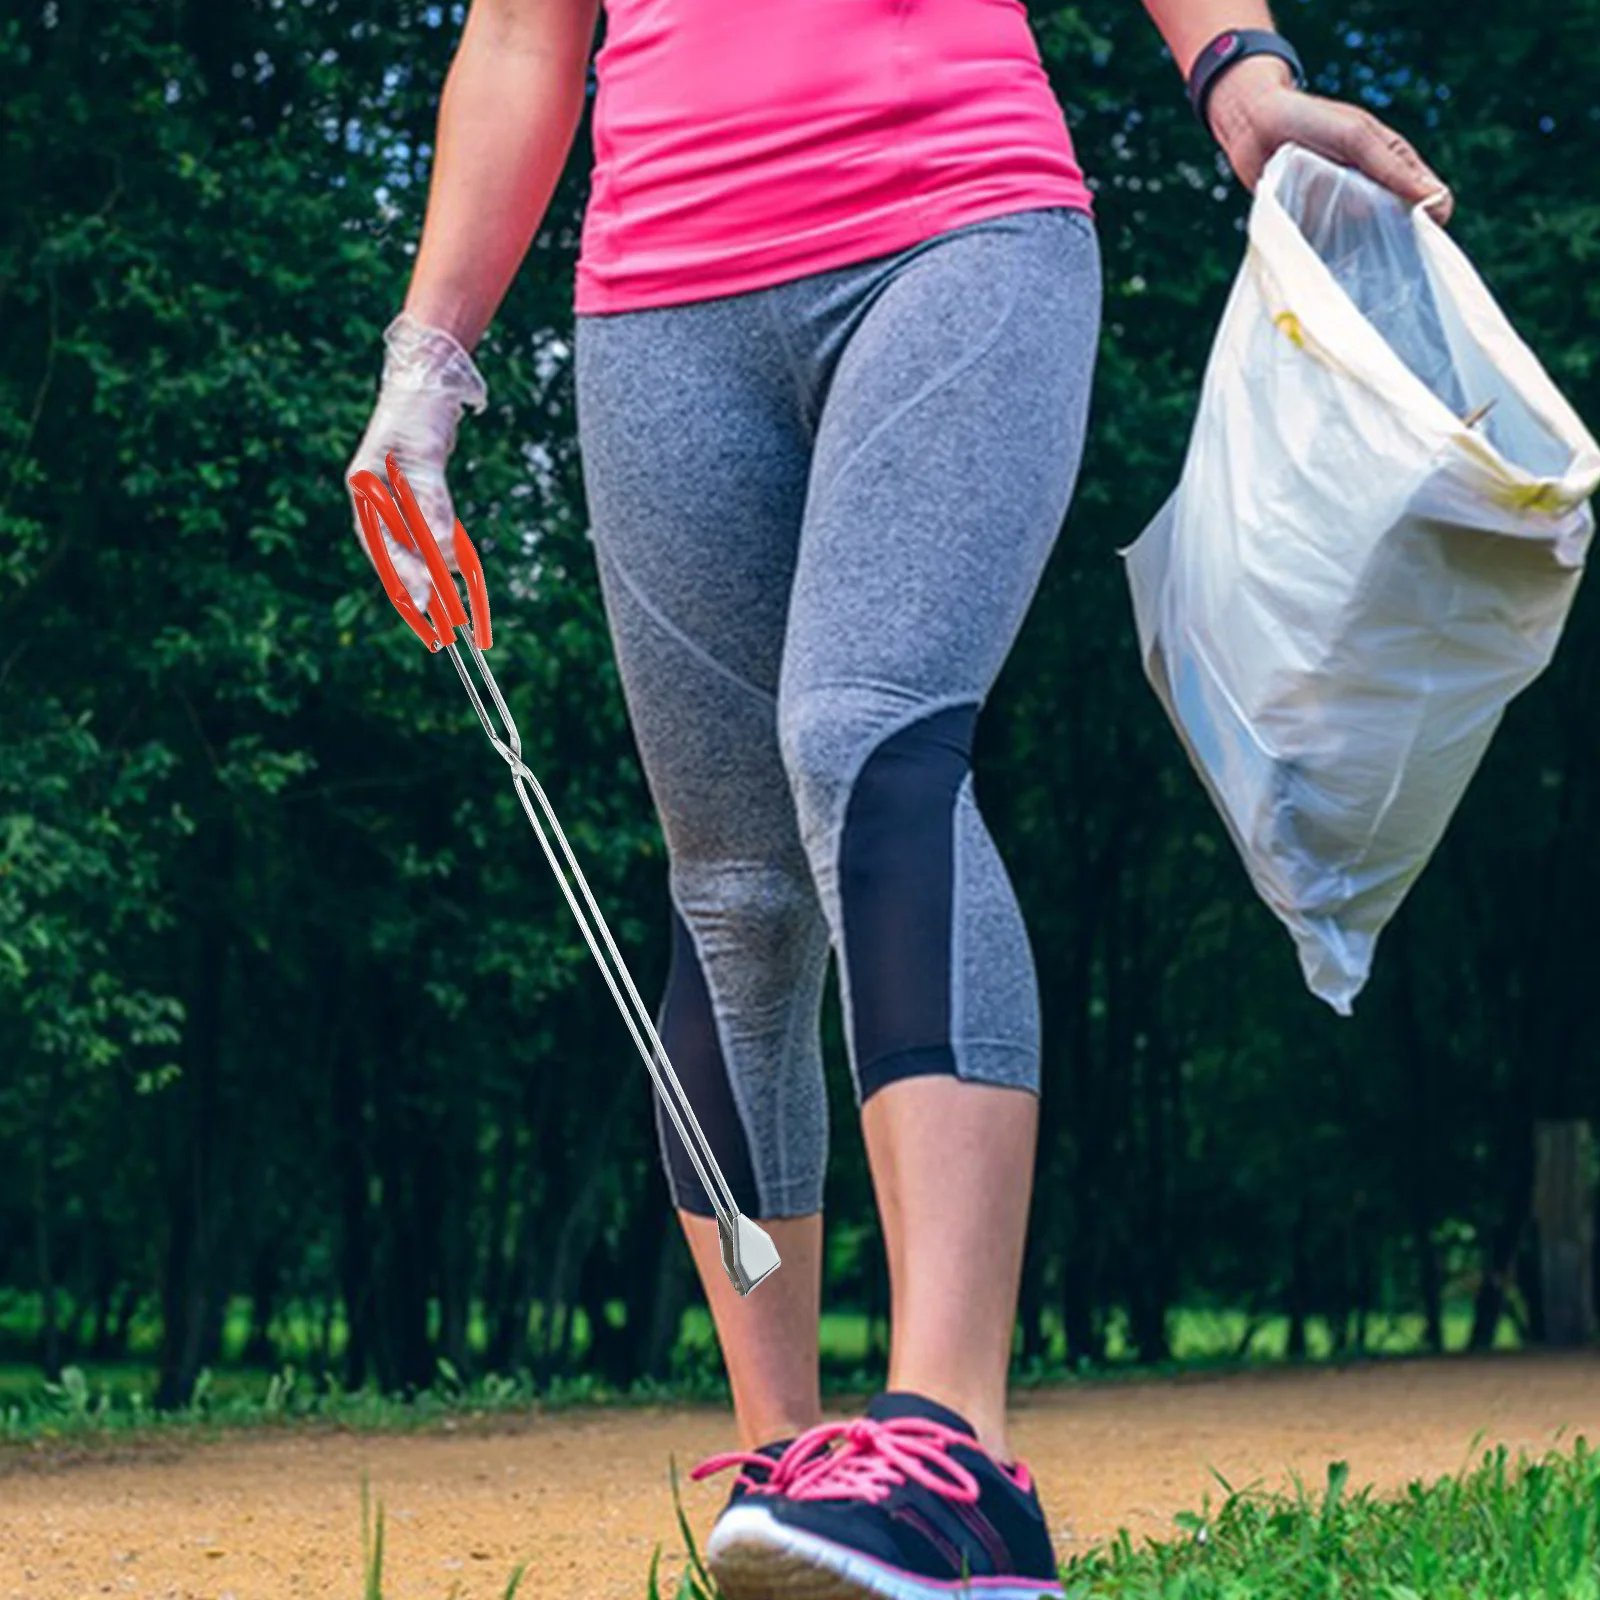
{"left": 0, "top": 1357, "right": 707, "bottom": 1443}
{"left": 650, "top": 1438, "right": 1600, "bottom": 1599}
{"left": 0, "top": 1294, "right": 1525, "bottom": 1446}
{"left": 675, "top": 1303, "right": 1523, "bottom": 1369}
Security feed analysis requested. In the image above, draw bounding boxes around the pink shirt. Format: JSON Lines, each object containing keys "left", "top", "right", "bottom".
{"left": 574, "top": 0, "right": 1094, "bottom": 314}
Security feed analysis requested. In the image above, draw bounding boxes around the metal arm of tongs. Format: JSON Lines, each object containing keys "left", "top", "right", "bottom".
{"left": 348, "top": 454, "right": 780, "bottom": 1296}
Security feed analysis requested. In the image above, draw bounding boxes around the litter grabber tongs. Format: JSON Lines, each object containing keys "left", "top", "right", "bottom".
{"left": 349, "top": 453, "right": 782, "bottom": 1296}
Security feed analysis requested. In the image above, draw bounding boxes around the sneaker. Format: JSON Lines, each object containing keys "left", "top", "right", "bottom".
{"left": 697, "top": 1391, "right": 1064, "bottom": 1600}
{"left": 690, "top": 1435, "right": 795, "bottom": 1509}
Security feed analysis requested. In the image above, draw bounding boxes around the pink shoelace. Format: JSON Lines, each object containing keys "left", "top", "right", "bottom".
{"left": 691, "top": 1416, "right": 986, "bottom": 1505}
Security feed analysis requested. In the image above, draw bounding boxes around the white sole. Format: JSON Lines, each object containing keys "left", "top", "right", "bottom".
{"left": 706, "top": 1504, "right": 1066, "bottom": 1600}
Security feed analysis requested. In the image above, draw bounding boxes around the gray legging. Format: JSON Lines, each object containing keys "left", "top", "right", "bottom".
{"left": 574, "top": 205, "right": 1101, "bottom": 1220}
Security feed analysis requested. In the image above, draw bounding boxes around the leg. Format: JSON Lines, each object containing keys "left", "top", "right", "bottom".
{"left": 779, "top": 207, "right": 1102, "bottom": 1460}
{"left": 681, "top": 1214, "right": 822, "bottom": 1448}
{"left": 864, "top": 1079, "right": 1037, "bottom": 1457}
{"left": 574, "top": 297, "right": 831, "bottom": 1447}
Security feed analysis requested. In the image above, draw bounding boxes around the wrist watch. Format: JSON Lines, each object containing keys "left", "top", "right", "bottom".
{"left": 1186, "top": 28, "right": 1306, "bottom": 138}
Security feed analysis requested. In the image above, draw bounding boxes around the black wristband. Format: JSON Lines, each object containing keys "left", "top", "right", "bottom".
{"left": 1186, "top": 29, "right": 1306, "bottom": 138}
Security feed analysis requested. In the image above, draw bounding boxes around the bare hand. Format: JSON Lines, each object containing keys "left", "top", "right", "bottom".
{"left": 1205, "top": 56, "right": 1454, "bottom": 225}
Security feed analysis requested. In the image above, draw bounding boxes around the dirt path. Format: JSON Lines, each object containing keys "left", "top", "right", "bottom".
{"left": 3, "top": 1352, "right": 1596, "bottom": 1600}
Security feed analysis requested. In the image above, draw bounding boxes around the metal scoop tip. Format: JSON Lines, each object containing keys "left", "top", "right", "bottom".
{"left": 719, "top": 1213, "right": 781, "bottom": 1296}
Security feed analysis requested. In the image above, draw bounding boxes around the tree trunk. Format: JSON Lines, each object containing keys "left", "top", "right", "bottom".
{"left": 104, "top": 1284, "right": 139, "bottom": 1358}
{"left": 1418, "top": 1223, "right": 1445, "bottom": 1353}
{"left": 1531, "top": 1119, "right": 1597, "bottom": 1347}
{"left": 480, "top": 1112, "right": 520, "bottom": 1369}
{"left": 534, "top": 1088, "right": 626, "bottom": 1384}
{"left": 488, "top": 1201, "right": 539, "bottom": 1376}
{"left": 199, "top": 1285, "right": 229, "bottom": 1370}
{"left": 438, "top": 1140, "right": 473, "bottom": 1381}
{"left": 642, "top": 1208, "right": 690, "bottom": 1381}
{"left": 1112, "top": 866, "right": 1170, "bottom": 1369}
{"left": 863, "top": 1225, "right": 890, "bottom": 1367}
{"left": 32, "top": 1122, "right": 62, "bottom": 1380}
{"left": 1061, "top": 917, "right": 1107, "bottom": 1369}
{"left": 1353, "top": 1228, "right": 1374, "bottom": 1353}
{"left": 156, "top": 887, "right": 231, "bottom": 1411}
{"left": 1391, "top": 924, "right": 1444, "bottom": 1355}
{"left": 489, "top": 1066, "right": 555, "bottom": 1375}
{"left": 390, "top": 1146, "right": 441, "bottom": 1393}
{"left": 1592, "top": 1178, "right": 1600, "bottom": 1333}
{"left": 1326, "top": 1217, "right": 1350, "bottom": 1357}
{"left": 1470, "top": 1208, "right": 1529, "bottom": 1352}
{"left": 1520, "top": 1219, "right": 1547, "bottom": 1345}
{"left": 244, "top": 1248, "right": 278, "bottom": 1368}
{"left": 316, "top": 1295, "right": 336, "bottom": 1383}
{"left": 1015, "top": 1214, "right": 1050, "bottom": 1366}
{"left": 1286, "top": 1202, "right": 1310, "bottom": 1361}
{"left": 86, "top": 1223, "right": 123, "bottom": 1359}
{"left": 579, "top": 1243, "right": 636, "bottom": 1387}
{"left": 597, "top": 1195, "right": 685, "bottom": 1386}
{"left": 368, "top": 1004, "right": 436, "bottom": 1394}
{"left": 332, "top": 1026, "right": 373, "bottom": 1393}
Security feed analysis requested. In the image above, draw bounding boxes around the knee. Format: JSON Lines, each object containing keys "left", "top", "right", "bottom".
{"left": 779, "top": 685, "right": 968, "bottom": 852}
{"left": 776, "top": 687, "right": 853, "bottom": 844}
{"left": 671, "top": 858, "right": 820, "bottom": 978}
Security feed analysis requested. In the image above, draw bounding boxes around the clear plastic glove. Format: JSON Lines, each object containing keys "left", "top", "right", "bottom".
{"left": 346, "top": 312, "right": 488, "bottom": 612}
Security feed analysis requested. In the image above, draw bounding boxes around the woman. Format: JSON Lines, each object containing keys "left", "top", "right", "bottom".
{"left": 347, "top": 4, "right": 1450, "bottom": 1595}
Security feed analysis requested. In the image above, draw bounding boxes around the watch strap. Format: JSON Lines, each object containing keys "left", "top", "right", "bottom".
{"left": 1187, "top": 29, "right": 1306, "bottom": 137}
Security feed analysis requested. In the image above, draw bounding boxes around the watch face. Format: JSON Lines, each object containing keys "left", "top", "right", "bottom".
{"left": 1213, "top": 32, "right": 1240, "bottom": 59}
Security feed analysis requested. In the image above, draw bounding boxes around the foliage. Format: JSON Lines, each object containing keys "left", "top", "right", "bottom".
{"left": 1, "top": 0, "right": 1597, "bottom": 1398}
{"left": 1055, "top": 1441, "right": 1600, "bottom": 1598}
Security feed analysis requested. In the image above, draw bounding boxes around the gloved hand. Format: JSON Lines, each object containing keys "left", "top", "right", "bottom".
{"left": 346, "top": 311, "right": 489, "bottom": 612}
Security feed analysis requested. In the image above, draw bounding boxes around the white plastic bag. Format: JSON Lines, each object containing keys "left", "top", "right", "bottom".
{"left": 1124, "top": 143, "right": 1600, "bottom": 1014}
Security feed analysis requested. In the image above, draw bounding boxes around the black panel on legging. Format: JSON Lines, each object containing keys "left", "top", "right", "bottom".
{"left": 840, "top": 702, "right": 979, "bottom": 1101}
{"left": 654, "top": 904, "right": 761, "bottom": 1218}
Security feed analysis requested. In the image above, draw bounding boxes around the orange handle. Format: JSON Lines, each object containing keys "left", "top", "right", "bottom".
{"left": 348, "top": 455, "right": 492, "bottom": 652}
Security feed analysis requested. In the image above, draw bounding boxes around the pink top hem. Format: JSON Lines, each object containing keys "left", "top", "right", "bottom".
{"left": 573, "top": 185, "right": 1093, "bottom": 315}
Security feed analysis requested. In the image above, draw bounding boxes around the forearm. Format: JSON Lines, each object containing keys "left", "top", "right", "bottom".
{"left": 1137, "top": 0, "right": 1277, "bottom": 78}
{"left": 403, "top": 3, "right": 595, "bottom": 347}
{"left": 1138, "top": 0, "right": 1298, "bottom": 144}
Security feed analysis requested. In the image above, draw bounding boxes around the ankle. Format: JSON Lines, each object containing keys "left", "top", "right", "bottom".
{"left": 884, "top": 1377, "right": 1009, "bottom": 1461}
{"left": 738, "top": 1409, "right": 823, "bottom": 1451}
